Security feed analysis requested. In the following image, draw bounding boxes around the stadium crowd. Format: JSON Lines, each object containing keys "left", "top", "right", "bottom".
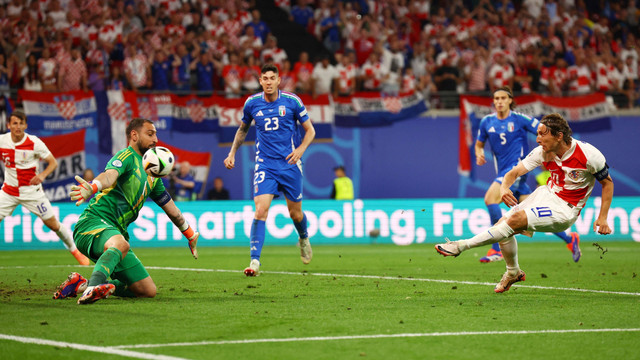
{"left": 0, "top": 0, "right": 639, "bottom": 107}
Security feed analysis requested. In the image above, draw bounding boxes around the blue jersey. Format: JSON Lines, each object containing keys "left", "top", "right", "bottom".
{"left": 242, "top": 90, "right": 309, "bottom": 162}
{"left": 477, "top": 111, "right": 539, "bottom": 176}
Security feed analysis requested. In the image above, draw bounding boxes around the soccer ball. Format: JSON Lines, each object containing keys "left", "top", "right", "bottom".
{"left": 142, "top": 146, "right": 175, "bottom": 177}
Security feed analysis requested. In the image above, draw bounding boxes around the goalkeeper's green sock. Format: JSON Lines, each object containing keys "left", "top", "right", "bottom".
{"left": 88, "top": 247, "right": 123, "bottom": 287}
{"left": 108, "top": 279, "right": 137, "bottom": 297}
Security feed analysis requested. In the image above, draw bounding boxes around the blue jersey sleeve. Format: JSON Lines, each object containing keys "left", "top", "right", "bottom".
{"left": 242, "top": 97, "right": 254, "bottom": 125}
{"left": 515, "top": 112, "right": 539, "bottom": 135}
{"left": 476, "top": 116, "right": 489, "bottom": 143}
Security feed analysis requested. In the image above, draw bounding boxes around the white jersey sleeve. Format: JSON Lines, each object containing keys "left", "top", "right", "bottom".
{"left": 521, "top": 146, "right": 544, "bottom": 171}
{"left": 32, "top": 135, "right": 52, "bottom": 160}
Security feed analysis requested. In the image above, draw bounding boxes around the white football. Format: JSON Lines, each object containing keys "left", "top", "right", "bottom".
{"left": 142, "top": 146, "right": 175, "bottom": 177}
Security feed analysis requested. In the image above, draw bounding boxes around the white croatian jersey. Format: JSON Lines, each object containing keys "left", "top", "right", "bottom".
{"left": 242, "top": 90, "right": 310, "bottom": 162}
{"left": 0, "top": 133, "right": 52, "bottom": 199}
{"left": 521, "top": 140, "right": 608, "bottom": 210}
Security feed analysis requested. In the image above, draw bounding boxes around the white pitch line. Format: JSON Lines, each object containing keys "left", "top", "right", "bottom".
{"left": 0, "top": 333, "right": 190, "bottom": 360}
{"left": 2, "top": 265, "right": 639, "bottom": 296}
{"left": 112, "top": 328, "right": 640, "bottom": 349}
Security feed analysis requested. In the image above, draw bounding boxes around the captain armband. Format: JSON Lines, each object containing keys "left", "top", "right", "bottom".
{"left": 594, "top": 163, "right": 610, "bottom": 181}
{"left": 151, "top": 189, "right": 172, "bottom": 206}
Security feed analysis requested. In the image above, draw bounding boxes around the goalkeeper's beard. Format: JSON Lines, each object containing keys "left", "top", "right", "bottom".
{"left": 135, "top": 140, "right": 155, "bottom": 155}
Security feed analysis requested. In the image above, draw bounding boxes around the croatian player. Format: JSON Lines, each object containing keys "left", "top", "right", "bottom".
{"left": 224, "top": 63, "right": 316, "bottom": 276}
{"left": 0, "top": 110, "right": 89, "bottom": 265}
{"left": 436, "top": 113, "right": 613, "bottom": 293}
{"left": 53, "top": 118, "right": 199, "bottom": 304}
{"left": 475, "top": 86, "right": 581, "bottom": 263}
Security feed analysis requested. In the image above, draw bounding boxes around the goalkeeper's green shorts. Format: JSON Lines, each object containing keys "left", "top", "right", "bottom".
{"left": 74, "top": 214, "right": 150, "bottom": 285}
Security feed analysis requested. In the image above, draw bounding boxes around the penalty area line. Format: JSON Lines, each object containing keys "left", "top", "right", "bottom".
{"left": 2, "top": 265, "right": 639, "bottom": 296}
{"left": 112, "top": 328, "right": 640, "bottom": 349}
{"left": 0, "top": 333, "right": 189, "bottom": 360}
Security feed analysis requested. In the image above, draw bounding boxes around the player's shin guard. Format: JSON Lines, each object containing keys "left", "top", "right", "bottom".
{"left": 250, "top": 219, "right": 266, "bottom": 261}
{"left": 499, "top": 236, "right": 520, "bottom": 276}
{"left": 293, "top": 213, "right": 308, "bottom": 239}
{"left": 487, "top": 204, "right": 502, "bottom": 253}
{"left": 88, "top": 247, "right": 123, "bottom": 286}
{"left": 459, "top": 221, "right": 515, "bottom": 250}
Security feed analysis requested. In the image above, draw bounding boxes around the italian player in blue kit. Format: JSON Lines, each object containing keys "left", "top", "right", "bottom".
{"left": 224, "top": 64, "right": 316, "bottom": 276}
{"left": 475, "top": 86, "right": 581, "bottom": 263}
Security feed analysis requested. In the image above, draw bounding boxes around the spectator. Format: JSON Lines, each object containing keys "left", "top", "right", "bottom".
{"left": 360, "top": 51, "right": 384, "bottom": 92}
{"left": 207, "top": 177, "right": 230, "bottom": 200}
{"left": 123, "top": 45, "right": 149, "bottom": 92}
{"left": 171, "top": 43, "right": 195, "bottom": 92}
{"left": 150, "top": 49, "right": 172, "bottom": 91}
{"left": 293, "top": 51, "right": 314, "bottom": 94}
{"left": 567, "top": 49, "right": 593, "bottom": 95}
{"left": 330, "top": 165, "right": 354, "bottom": 200}
{"left": 513, "top": 53, "right": 533, "bottom": 93}
{"left": 311, "top": 56, "right": 337, "bottom": 98}
{"left": 38, "top": 48, "right": 57, "bottom": 92}
{"left": 320, "top": 5, "right": 342, "bottom": 54}
{"left": 380, "top": 37, "right": 405, "bottom": 95}
{"left": 0, "top": 53, "right": 12, "bottom": 96}
{"left": 246, "top": 9, "right": 271, "bottom": 43}
{"left": 335, "top": 52, "right": 357, "bottom": 96}
{"left": 170, "top": 162, "right": 196, "bottom": 201}
{"left": 488, "top": 51, "right": 514, "bottom": 92}
{"left": 242, "top": 55, "right": 261, "bottom": 93}
{"left": 280, "top": 59, "right": 296, "bottom": 92}
{"left": 261, "top": 35, "right": 288, "bottom": 67}
{"left": 222, "top": 52, "right": 243, "bottom": 98}
{"left": 58, "top": 48, "right": 87, "bottom": 92}
{"left": 87, "top": 62, "right": 106, "bottom": 92}
{"left": 290, "top": 0, "right": 315, "bottom": 30}
{"left": 108, "top": 66, "right": 127, "bottom": 90}
{"left": 190, "top": 51, "right": 217, "bottom": 93}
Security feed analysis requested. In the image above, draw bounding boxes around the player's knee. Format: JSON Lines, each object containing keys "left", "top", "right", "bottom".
{"left": 506, "top": 211, "right": 528, "bottom": 231}
{"left": 140, "top": 284, "right": 157, "bottom": 298}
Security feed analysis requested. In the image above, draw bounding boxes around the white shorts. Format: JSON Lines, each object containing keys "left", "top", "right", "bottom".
{"left": 0, "top": 190, "right": 56, "bottom": 221}
{"left": 504, "top": 186, "right": 580, "bottom": 233}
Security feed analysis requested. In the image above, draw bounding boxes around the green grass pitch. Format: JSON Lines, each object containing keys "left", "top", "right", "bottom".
{"left": 1, "top": 241, "right": 639, "bottom": 360}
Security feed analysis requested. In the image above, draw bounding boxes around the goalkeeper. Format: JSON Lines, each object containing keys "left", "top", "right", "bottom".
{"left": 53, "top": 118, "right": 199, "bottom": 304}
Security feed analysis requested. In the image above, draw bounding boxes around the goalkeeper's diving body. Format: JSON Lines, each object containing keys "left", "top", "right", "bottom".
{"left": 53, "top": 118, "right": 199, "bottom": 304}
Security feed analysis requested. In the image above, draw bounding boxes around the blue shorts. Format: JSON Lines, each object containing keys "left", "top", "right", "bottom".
{"left": 495, "top": 172, "right": 532, "bottom": 198}
{"left": 253, "top": 158, "right": 303, "bottom": 202}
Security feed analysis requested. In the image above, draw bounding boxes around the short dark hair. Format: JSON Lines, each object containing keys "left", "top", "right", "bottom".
{"left": 126, "top": 118, "right": 154, "bottom": 141}
{"left": 541, "top": 113, "right": 573, "bottom": 145}
{"left": 494, "top": 86, "right": 516, "bottom": 110}
{"left": 261, "top": 63, "right": 279, "bottom": 75}
{"left": 9, "top": 109, "right": 27, "bottom": 123}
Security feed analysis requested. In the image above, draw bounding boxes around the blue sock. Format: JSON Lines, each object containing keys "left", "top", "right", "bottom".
{"left": 293, "top": 213, "right": 308, "bottom": 239}
{"left": 554, "top": 231, "right": 571, "bottom": 244}
{"left": 250, "top": 219, "right": 266, "bottom": 261}
{"left": 487, "top": 204, "right": 502, "bottom": 252}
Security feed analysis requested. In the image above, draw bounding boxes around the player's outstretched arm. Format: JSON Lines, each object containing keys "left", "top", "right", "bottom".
{"left": 287, "top": 120, "right": 316, "bottom": 165}
{"left": 161, "top": 200, "right": 199, "bottom": 259}
{"left": 594, "top": 176, "right": 614, "bottom": 235}
{"left": 69, "top": 169, "right": 118, "bottom": 206}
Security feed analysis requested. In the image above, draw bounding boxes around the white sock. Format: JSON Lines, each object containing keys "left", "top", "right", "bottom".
{"left": 458, "top": 221, "right": 515, "bottom": 251}
{"left": 55, "top": 227, "right": 77, "bottom": 252}
{"left": 499, "top": 236, "right": 520, "bottom": 276}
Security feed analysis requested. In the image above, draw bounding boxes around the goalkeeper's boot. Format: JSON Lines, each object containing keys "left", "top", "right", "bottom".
{"left": 297, "top": 237, "right": 313, "bottom": 264}
{"left": 244, "top": 259, "right": 260, "bottom": 277}
{"left": 77, "top": 283, "right": 116, "bottom": 304}
{"left": 479, "top": 248, "right": 504, "bottom": 263}
{"left": 53, "top": 272, "right": 88, "bottom": 299}
{"left": 434, "top": 238, "right": 461, "bottom": 257}
{"left": 494, "top": 270, "right": 526, "bottom": 293}
{"left": 567, "top": 232, "right": 581, "bottom": 262}
{"left": 71, "top": 249, "right": 90, "bottom": 266}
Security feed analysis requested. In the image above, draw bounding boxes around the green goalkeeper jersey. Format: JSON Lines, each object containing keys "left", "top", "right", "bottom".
{"left": 82, "top": 146, "right": 166, "bottom": 240}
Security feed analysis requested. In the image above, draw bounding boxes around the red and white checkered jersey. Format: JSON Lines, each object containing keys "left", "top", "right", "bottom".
{"left": 488, "top": 63, "right": 514, "bottom": 88}
{"left": 568, "top": 64, "right": 592, "bottom": 94}
{"left": 522, "top": 140, "right": 607, "bottom": 210}
{"left": 0, "top": 133, "right": 52, "bottom": 199}
{"left": 336, "top": 63, "right": 357, "bottom": 93}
